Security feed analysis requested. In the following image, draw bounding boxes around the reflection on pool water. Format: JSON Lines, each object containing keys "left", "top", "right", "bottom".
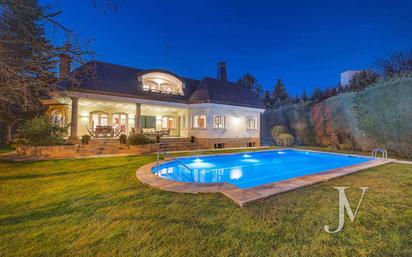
{"left": 153, "top": 149, "right": 373, "bottom": 189}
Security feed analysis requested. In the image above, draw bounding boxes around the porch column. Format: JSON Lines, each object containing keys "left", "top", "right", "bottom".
{"left": 135, "top": 103, "right": 141, "bottom": 133}
{"left": 68, "top": 97, "right": 79, "bottom": 141}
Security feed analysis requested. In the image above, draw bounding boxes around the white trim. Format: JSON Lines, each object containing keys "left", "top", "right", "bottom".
{"left": 62, "top": 91, "right": 265, "bottom": 112}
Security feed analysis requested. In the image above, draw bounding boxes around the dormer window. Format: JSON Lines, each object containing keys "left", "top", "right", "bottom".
{"left": 140, "top": 71, "right": 184, "bottom": 95}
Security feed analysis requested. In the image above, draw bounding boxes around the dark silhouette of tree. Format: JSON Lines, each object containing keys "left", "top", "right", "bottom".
{"left": 301, "top": 90, "right": 309, "bottom": 103}
{"left": 263, "top": 90, "right": 273, "bottom": 109}
{"left": 348, "top": 70, "right": 379, "bottom": 91}
{"left": 237, "top": 73, "right": 263, "bottom": 96}
{"left": 376, "top": 49, "right": 412, "bottom": 78}
{"left": 272, "top": 79, "right": 289, "bottom": 108}
{"left": 0, "top": 0, "right": 93, "bottom": 143}
{"left": 311, "top": 87, "right": 323, "bottom": 102}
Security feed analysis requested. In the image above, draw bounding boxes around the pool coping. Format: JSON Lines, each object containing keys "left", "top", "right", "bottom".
{"left": 135, "top": 150, "right": 392, "bottom": 207}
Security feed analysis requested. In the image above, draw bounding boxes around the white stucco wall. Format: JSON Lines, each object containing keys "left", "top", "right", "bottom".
{"left": 62, "top": 92, "right": 264, "bottom": 139}
{"left": 188, "top": 104, "right": 262, "bottom": 139}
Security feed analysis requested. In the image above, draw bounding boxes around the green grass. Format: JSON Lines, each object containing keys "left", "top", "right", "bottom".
{"left": 0, "top": 145, "right": 15, "bottom": 154}
{"left": 0, "top": 152, "right": 411, "bottom": 256}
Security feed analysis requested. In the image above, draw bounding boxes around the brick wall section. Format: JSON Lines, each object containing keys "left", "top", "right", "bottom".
{"left": 196, "top": 137, "right": 260, "bottom": 149}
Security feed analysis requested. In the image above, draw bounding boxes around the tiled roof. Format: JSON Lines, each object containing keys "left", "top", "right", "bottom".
{"left": 61, "top": 61, "right": 264, "bottom": 109}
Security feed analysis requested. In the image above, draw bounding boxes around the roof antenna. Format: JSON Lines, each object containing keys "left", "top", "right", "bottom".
{"left": 164, "top": 43, "right": 171, "bottom": 69}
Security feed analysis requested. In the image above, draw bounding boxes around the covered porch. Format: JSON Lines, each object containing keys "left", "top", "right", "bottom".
{"left": 47, "top": 97, "right": 189, "bottom": 140}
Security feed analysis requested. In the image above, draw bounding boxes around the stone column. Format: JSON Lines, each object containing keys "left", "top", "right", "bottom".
{"left": 68, "top": 97, "right": 79, "bottom": 142}
{"left": 135, "top": 103, "right": 141, "bottom": 134}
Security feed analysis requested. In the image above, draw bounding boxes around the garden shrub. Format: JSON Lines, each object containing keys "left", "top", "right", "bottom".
{"left": 271, "top": 125, "right": 288, "bottom": 141}
{"left": 127, "top": 133, "right": 155, "bottom": 145}
{"left": 81, "top": 135, "right": 91, "bottom": 144}
{"left": 18, "top": 115, "right": 68, "bottom": 146}
{"left": 275, "top": 133, "right": 295, "bottom": 147}
{"left": 119, "top": 134, "right": 127, "bottom": 144}
{"left": 335, "top": 128, "right": 357, "bottom": 150}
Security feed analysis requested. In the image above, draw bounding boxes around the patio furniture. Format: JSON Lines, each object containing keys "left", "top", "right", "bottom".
{"left": 86, "top": 125, "right": 123, "bottom": 138}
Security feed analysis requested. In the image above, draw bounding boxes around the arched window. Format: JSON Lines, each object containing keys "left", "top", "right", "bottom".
{"left": 246, "top": 116, "right": 257, "bottom": 130}
{"left": 213, "top": 115, "right": 225, "bottom": 129}
{"left": 140, "top": 71, "right": 184, "bottom": 95}
{"left": 192, "top": 114, "right": 207, "bottom": 128}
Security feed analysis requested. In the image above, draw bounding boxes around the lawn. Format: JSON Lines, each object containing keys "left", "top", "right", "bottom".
{"left": 0, "top": 145, "right": 14, "bottom": 154}
{"left": 0, "top": 152, "right": 411, "bottom": 257}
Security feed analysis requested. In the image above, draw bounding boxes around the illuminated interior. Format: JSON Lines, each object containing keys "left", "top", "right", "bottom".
{"left": 141, "top": 72, "right": 184, "bottom": 95}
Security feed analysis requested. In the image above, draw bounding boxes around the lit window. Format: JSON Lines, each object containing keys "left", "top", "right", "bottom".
{"left": 162, "top": 116, "right": 175, "bottom": 129}
{"left": 213, "top": 115, "right": 225, "bottom": 128}
{"left": 193, "top": 114, "right": 206, "bottom": 128}
{"left": 140, "top": 72, "right": 184, "bottom": 95}
{"left": 91, "top": 112, "right": 108, "bottom": 129}
{"left": 112, "top": 113, "right": 128, "bottom": 132}
{"left": 246, "top": 117, "right": 257, "bottom": 130}
{"left": 50, "top": 110, "right": 65, "bottom": 127}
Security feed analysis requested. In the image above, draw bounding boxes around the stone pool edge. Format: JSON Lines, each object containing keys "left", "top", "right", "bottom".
{"left": 135, "top": 155, "right": 391, "bottom": 207}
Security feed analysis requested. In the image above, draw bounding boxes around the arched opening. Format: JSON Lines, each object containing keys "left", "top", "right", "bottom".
{"left": 140, "top": 71, "right": 185, "bottom": 95}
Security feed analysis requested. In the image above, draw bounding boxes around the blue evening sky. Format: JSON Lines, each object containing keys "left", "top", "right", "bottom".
{"left": 47, "top": 0, "right": 412, "bottom": 96}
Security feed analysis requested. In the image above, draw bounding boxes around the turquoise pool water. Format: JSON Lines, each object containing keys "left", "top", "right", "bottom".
{"left": 153, "top": 149, "right": 373, "bottom": 189}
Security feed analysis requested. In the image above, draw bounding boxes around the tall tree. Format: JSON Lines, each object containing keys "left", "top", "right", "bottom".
{"left": 311, "top": 87, "right": 323, "bottom": 102}
{"left": 376, "top": 49, "right": 412, "bottom": 78}
{"left": 0, "top": 0, "right": 92, "bottom": 143}
{"left": 348, "top": 70, "right": 379, "bottom": 91}
{"left": 237, "top": 73, "right": 263, "bottom": 96}
{"left": 272, "top": 79, "right": 289, "bottom": 108}
{"left": 263, "top": 90, "right": 273, "bottom": 109}
{"left": 301, "top": 89, "right": 308, "bottom": 103}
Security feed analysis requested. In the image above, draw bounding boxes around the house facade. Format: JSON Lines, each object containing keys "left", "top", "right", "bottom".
{"left": 43, "top": 60, "right": 265, "bottom": 149}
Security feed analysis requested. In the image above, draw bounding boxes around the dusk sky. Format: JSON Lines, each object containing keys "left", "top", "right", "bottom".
{"left": 47, "top": 0, "right": 412, "bottom": 96}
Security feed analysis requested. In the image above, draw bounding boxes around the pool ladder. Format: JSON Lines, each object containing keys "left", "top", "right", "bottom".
{"left": 156, "top": 150, "right": 196, "bottom": 182}
{"left": 371, "top": 148, "right": 388, "bottom": 161}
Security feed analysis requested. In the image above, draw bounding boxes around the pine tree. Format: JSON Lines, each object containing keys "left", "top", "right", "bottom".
{"left": 301, "top": 89, "right": 308, "bottom": 102}
{"left": 311, "top": 87, "right": 323, "bottom": 102}
{"left": 272, "top": 79, "right": 289, "bottom": 108}
{"left": 263, "top": 90, "right": 273, "bottom": 109}
{"left": 237, "top": 73, "right": 263, "bottom": 96}
{"left": 0, "top": 0, "right": 91, "bottom": 143}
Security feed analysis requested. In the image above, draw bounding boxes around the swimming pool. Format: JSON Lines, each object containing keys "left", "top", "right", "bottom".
{"left": 153, "top": 149, "right": 374, "bottom": 189}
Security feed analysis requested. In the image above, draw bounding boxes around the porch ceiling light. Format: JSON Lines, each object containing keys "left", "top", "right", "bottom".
{"left": 154, "top": 78, "right": 163, "bottom": 85}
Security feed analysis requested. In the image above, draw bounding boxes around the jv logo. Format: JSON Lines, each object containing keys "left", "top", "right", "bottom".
{"left": 324, "top": 187, "right": 368, "bottom": 233}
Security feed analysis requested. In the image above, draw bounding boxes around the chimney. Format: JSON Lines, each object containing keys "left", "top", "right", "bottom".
{"left": 59, "top": 43, "right": 71, "bottom": 79}
{"left": 217, "top": 61, "right": 227, "bottom": 81}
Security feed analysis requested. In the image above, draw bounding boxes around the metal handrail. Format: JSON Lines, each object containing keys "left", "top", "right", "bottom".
{"left": 156, "top": 150, "right": 195, "bottom": 181}
{"left": 371, "top": 148, "right": 388, "bottom": 161}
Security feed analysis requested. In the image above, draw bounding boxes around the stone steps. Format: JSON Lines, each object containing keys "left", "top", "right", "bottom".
{"left": 159, "top": 138, "right": 204, "bottom": 151}
{"left": 77, "top": 140, "right": 130, "bottom": 155}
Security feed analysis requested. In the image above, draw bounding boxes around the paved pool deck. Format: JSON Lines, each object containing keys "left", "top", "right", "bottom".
{"left": 136, "top": 150, "right": 392, "bottom": 207}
